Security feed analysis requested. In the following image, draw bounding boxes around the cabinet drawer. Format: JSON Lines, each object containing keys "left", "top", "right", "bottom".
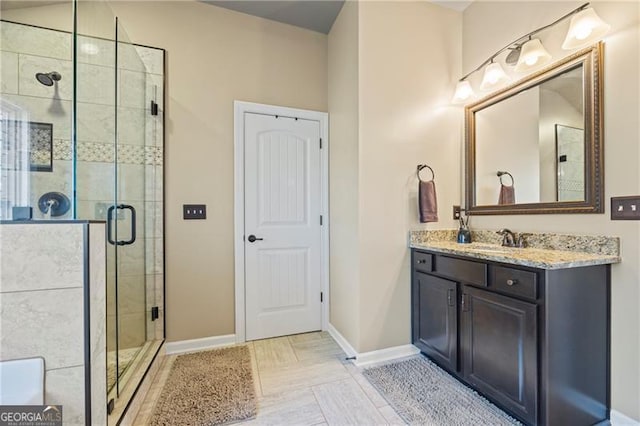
{"left": 490, "top": 265, "right": 538, "bottom": 301}
{"left": 413, "top": 251, "right": 433, "bottom": 273}
{"left": 434, "top": 256, "right": 487, "bottom": 287}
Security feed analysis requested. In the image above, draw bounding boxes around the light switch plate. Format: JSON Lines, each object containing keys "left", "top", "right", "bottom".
{"left": 183, "top": 204, "right": 207, "bottom": 220}
{"left": 611, "top": 196, "right": 640, "bottom": 220}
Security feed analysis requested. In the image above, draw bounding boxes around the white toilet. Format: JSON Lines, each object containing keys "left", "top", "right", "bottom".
{"left": 0, "top": 357, "right": 45, "bottom": 405}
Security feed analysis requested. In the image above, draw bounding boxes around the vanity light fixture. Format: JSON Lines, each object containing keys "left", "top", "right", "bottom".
{"left": 451, "top": 2, "right": 609, "bottom": 104}
{"left": 562, "top": 7, "right": 611, "bottom": 50}
{"left": 480, "top": 61, "right": 510, "bottom": 91}
{"left": 514, "top": 38, "right": 552, "bottom": 72}
{"left": 452, "top": 80, "right": 474, "bottom": 103}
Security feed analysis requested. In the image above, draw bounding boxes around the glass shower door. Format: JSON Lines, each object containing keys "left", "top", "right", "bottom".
{"left": 73, "top": 0, "right": 119, "bottom": 395}
{"left": 111, "top": 17, "right": 152, "bottom": 396}
{"left": 75, "top": 8, "right": 159, "bottom": 399}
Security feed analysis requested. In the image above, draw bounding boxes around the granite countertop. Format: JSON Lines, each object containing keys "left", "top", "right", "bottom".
{"left": 409, "top": 230, "right": 621, "bottom": 270}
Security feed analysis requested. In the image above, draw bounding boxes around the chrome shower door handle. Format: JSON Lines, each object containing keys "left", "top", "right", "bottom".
{"left": 118, "top": 204, "right": 137, "bottom": 246}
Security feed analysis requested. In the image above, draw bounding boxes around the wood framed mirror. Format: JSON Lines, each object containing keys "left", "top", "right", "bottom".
{"left": 465, "top": 42, "right": 603, "bottom": 215}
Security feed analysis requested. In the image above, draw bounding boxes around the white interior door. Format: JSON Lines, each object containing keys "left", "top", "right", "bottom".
{"left": 244, "top": 112, "right": 322, "bottom": 341}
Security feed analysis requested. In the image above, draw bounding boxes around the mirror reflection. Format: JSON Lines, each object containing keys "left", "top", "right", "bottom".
{"left": 466, "top": 43, "right": 603, "bottom": 215}
{"left": 474, "top": 65, "right": 584, "bottom": 206}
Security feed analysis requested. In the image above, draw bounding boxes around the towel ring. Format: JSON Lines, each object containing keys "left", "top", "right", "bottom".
{"left": 497, "top": 171, "right": 514, "bottom": 186}
{"left": 417, "top": 165, "right": 435, "bottom": 182}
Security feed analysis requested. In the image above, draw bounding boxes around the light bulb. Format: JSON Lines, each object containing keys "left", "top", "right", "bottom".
{"left": 452, "top": 80, "right": 474, "bottom": 103}
{"left": 574, "top": 25, "right": 592, "bottom": 41}
{"left": 515, "top": 39, "right": 552, "bottom": 73}
{"left": 562, "top": 7, "right": 610, "bottom": 50}
{"left": 480, "top": 62, "right": 509, "bottom": 91}
{"left": 486, "top": 67, "right": 500, "bottom": 83}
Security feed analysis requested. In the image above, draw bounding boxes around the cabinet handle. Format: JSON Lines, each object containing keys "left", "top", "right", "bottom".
{"left": 447, "top": 289, "right": 454, "bottom": 307}
{"left": 506, "top": 279, "right": 517, "bottom": 286}
{"left": 461, "top": 293, "right": 469, "bottom": 312}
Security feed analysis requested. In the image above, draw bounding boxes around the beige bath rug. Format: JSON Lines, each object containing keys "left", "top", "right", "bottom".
{"left": 150, "top": 345, "right": 256, "bottom": 426}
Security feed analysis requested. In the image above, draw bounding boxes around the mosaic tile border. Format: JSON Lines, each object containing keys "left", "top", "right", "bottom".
{"left": 52, "top": 140, "right": 163, "bottom": 166}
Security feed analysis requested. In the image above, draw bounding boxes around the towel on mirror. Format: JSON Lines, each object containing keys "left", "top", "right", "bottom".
{"left": 498, "top": 184, "right": 515, "bottom": 205}
{"left": 419, "top": 180, "right": 438, "bottom": 223}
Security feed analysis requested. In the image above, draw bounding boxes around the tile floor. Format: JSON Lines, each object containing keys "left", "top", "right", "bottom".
{"left": 133, "top": 331, "right": 406, "bottom": 425}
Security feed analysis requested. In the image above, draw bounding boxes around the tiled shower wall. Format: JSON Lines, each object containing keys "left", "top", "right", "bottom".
{"left": 0, "top": 222, "right": 107, "bottom": 426}
{"left": 0, "top": 20, "right": 164, "bottom": 349}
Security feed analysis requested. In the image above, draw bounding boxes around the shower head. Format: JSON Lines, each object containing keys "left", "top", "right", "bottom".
{"left": 35, "top": 71, "right": 62, "bottom": 86}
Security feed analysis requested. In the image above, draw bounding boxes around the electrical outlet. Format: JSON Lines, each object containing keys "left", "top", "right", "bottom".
{"left": 611, "top": 196, "right": 640, "bottom": 220}
{"left": 453, "top": 205, "right": 462, "bottom": 220}
{"left": 183, "top": 204, "right": 207, "bottom": 220}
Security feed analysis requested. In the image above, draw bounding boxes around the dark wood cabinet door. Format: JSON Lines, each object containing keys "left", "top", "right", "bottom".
{"left": 461, "top": 285, "right": 537, "bottom": 424}
{"left": 412, "top": 272, "right": 458, "bottom": 372}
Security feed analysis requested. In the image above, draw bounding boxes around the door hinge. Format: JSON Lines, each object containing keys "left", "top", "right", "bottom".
{"left": 107, "top": 398, "right": 115, "bottom": 415}
{"left": 150, "top": 100, "right": 159, "bottom": 116}
{"left": 320, "top": 215, "right": 323, "bottom": 225}
{"left": 320, "top": 138, "right": 323, "bottom": 149}
{"left": 151, "top": 306, "right": 159, "bottom": 321}
{"left": 321, "top": 292, "right": 323, "bottom": 303}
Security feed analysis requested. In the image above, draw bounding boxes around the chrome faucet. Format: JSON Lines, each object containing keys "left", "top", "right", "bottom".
{"left": 497, "top": 229, "right": 525, "bottom": 247}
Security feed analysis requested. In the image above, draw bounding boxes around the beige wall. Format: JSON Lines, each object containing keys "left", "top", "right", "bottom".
{"left": 327, "top": 1, "right": 462, "bottom": 353}
{"left": 4, "top": 1, "right": 328, "bottom": 342}
{"left": 463, "top": 1, "right": 640, "bottom": 419}
{"left": 357, "top": 1, "right": 462, "bottom": 353}
{"left": 328, "top": 1, "right": 361, "bottom": 349}
{"left": 109, "top": 1, "right": 328, "bottom": 342}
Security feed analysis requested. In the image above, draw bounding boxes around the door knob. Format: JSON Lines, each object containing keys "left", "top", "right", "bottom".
{"left": 247, "top": 235, "right": 263, "bottom": 243}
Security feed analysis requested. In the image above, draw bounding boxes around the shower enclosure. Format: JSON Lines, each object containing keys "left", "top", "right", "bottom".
{"left": 0, "top": 0, "right": 164, "bottom": 421}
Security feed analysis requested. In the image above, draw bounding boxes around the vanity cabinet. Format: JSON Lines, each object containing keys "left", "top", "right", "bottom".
{"left": 411, "top": 249, "right": 610, "bottom": 426}
{"left": 461, "top": 285, "right": 537, "bottom": 423}
{"left": 412, "top": 272, "right": 457, "bottom": 372}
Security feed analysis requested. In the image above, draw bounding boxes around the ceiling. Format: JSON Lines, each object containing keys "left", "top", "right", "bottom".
{"left": 0, "top": 0, "right": 473, "bottom": 33}
{"left": 201, "top": 0, "right": 345, "bottom": 34}
{"left": 202, "top": 0, "right": 473, "bottom": 35}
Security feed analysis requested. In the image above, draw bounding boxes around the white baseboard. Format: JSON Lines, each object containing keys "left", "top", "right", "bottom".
{"left": 354, "top": 344, "right": 420, "bottom": 367}
{"left": 165, "top": 334, "right": 236, "bottom": 355}
{"left": 327, "top": 323, "right": 357, "bottom": 358}
{"left": 327, "top": 323, "right": 419, "bottom": 367}
{"left": 611, "top": 410, "right": 640, "bottom": 426}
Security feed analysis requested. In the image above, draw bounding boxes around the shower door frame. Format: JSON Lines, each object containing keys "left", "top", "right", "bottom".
{"left": 104, "top": 18, "right": 167, "bottom": 420}
{"left": 104, "top": 48, "right": 166, "bottom": 423}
